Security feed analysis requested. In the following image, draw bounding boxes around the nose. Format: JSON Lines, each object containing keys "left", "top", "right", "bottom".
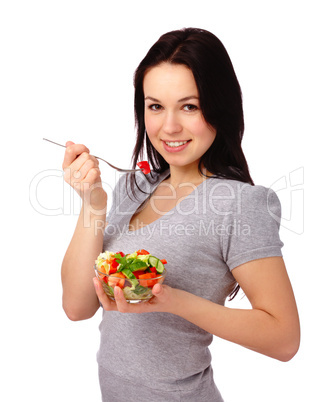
{"left": 162, "top": 111, "right": 182, "bottom": 135}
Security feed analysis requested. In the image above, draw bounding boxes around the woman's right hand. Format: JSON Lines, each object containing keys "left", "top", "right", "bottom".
{"left": 62, "top": 141, "right": 107, "bottom": 212}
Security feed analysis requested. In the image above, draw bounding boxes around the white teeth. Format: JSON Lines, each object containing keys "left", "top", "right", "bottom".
{"left": 165, "top": 141, "right": 189, "bottom": 147}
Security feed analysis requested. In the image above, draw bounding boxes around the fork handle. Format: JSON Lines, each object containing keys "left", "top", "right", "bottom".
{"left": 43, "top": 138, "right": 67, "bottom": 148}
{"left": 43, "top": 138, "right": 141, "bottom": 173}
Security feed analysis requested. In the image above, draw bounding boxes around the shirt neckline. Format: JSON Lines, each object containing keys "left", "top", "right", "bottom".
{"left": 127, "top": 171, "right": 210, "bottom": 233}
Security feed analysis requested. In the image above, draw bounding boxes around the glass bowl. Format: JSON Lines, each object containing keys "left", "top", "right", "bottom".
{"left": 94, "top": 266, "right": 167, "bottom": 303}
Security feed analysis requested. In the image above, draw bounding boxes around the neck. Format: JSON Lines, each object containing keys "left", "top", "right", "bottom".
{"left": 167, "top": 164, "right": 210, "bottom": 188}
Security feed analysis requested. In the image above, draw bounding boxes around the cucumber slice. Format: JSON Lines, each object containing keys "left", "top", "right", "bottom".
{"left": 148, "top": 256, "right": 165, "bottom": 274}
{"left": 121, "top": 268, "right": 139, "bottom": 289}
{"left": 148, "top": 256, "right": 159, "bottom": 267}
{"left": 156, "top": 259, "right": 165, "bottom": 274}
{"left": 132, "top": 285, "right": 149, "bottom": 295}
{"left": 129, "top": 260, "right": 148, "bottom": 272}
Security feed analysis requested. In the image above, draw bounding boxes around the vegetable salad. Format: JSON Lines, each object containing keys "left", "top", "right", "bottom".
{"left": 95, "top": 249, "right": 166, "bottom": 301}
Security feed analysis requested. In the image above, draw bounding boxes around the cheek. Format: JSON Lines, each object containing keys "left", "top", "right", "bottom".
{"left": 144, "top": 114, "right": 158, "bottom": 137}
{"left": 193, "top": 119, "right": 216, "bottom": 144}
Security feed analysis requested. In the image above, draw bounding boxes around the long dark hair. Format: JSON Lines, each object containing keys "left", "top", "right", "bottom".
{"left": 131, "top": 27, "right": 254, "bottom": 299}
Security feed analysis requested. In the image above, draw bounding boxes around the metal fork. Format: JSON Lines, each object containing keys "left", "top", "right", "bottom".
{"left": 43, "top": 138, "right": 142, "bottom": 173}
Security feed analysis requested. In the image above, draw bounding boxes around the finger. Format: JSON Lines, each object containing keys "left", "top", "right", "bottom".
{"left": 65, "top": 152, "right": 90, "bottom": 180}
{"left": 71, "top": 157, "right": 100, "bottom": 183}
{"left": 62, "top": 143, "right": 90, "bottom": 169}
{"left": 149, "top": 284, "right": 169, "bottom": 306}
{"left": 113, "top": 286, "right": 130, "bottom": 313}
{"left": 93, "top": 277, "right": 117, "bottom": 311}
{"left": 65, "top": 140, "right": 75, "bottom": 147}
{"left": 152, "top": 283, "right": 166, "bottom": 299}
{"left": 70, "top": 167, "right": 102, "bottom": 198}
{"left": 84, "top": 166, "right": 102, "bottom": 185}
{"left": 63, "top": 153, "right": 94, "bottom": 187}
{"left": 152, "top": 283, "right": 163, "bottom": 295}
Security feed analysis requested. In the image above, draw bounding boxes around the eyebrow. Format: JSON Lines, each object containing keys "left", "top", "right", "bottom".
{"left": 144, "top": 95, "right": 199, "bottom": 103}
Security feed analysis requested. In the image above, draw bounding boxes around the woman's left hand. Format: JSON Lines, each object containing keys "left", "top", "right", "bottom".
{"left": 93, "top": 277, "right": 180, "bottom": 314}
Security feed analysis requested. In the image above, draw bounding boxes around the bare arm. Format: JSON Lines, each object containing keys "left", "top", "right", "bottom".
{"left": 93, "top": 256, "right": 300, "bottom": 361}
{"left": 61, "top": 141, "right": 107, "bottom": 321}
{"left": 172, "top": 257, "right": 300, "bottom": 361}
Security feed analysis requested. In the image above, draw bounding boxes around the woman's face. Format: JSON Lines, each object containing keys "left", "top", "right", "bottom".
{"left": 143, "top": 63, "right": 216, "bottom": 172}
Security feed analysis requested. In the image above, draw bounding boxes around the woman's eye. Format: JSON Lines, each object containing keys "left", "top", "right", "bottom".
{"left": 148, "top": 104, "right": 162, "bottom": 111}
{"left": 183, "top": 104, "right": 198, "bottom": 112}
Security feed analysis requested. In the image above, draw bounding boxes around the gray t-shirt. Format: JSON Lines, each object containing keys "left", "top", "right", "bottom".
{"left": 97, "top": 170, "right": 283, "bottom": 399}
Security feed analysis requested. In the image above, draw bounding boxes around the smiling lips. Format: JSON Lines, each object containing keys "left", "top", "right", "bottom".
{"left": 162, "top": 139, "right": 191, "bottom": 153}
{"left": 164, "top": 140, "right": 189, "bottom": 147}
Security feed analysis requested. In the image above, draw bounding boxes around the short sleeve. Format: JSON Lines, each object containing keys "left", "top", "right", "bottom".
{"left": 221, "top": 185, "right": 284, "bottom": 270}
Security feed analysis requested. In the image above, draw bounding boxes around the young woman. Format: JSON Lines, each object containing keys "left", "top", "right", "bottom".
{"left": 61, "top": 28, "right": 300, "bottom": 401}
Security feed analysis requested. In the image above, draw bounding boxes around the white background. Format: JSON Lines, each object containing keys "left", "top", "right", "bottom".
{"left": 1, "top": 1, "right": 331, "bottom": 401}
